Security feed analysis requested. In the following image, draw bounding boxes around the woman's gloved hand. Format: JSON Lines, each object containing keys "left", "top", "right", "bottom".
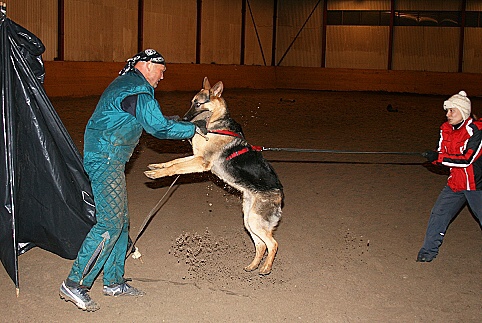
{"left": 422, "top": 150, "right": 439, "bottom": 162}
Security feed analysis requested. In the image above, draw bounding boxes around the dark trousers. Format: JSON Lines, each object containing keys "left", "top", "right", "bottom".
{"left": 419, "top": 186, "right": 482, "bottom": 257}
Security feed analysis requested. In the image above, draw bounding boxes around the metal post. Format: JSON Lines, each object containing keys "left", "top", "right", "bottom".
{"left": 240, "top": 0, "right": 246, "bottom": 65}
{"left": 271, "top": 0, "right": 277, "bottom": 66}
{"left": 196, "top": 0, "right": 202, "bottom": 64}
{"left": 387, "top": 0, "right": 394, "bottom": 70}
{"left": 321, "top": 0, "right": 327, "bottom": 68}
{"left": 138, "top": 0, "right": 144, "bottom": 52}
{"left": 458, "top": 0, "right": 466, "bottom": 72}
{"left": 57, "top": 0, "right": 64, "bottom": 61}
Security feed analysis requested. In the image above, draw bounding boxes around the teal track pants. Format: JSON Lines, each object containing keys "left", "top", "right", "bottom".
{"left": 68, "top": 156, "right": 129, "bottom": 287}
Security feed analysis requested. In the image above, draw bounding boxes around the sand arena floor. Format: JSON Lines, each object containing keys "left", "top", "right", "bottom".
{"left": 1, "top": 88, "right": 480, "bottom": 322}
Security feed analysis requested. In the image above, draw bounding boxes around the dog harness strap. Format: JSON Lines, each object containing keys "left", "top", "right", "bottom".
{"left": 209, "top": 129, "right": 262, "bottom": 160}
{"left": 209, "top": 129, "right": 243, "bottom": 138}
{"left": 226, "top": 147, "right": 249, "bottom": 160}
{"left": 251, "top": 145, "right": 263, "bottom": 151}
{"left": 226, "top": 145, "right": 263, "bottom": 161}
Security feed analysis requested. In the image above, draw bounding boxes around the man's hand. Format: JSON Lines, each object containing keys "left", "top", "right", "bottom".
{"left": 422, "top": 150, "right": 439, "bottom": 162}
{"left": 192, "top": 120, "right": 208, "bottom": 135}
{"left": 165, "top": 115, "right": 180, "bottom": 121}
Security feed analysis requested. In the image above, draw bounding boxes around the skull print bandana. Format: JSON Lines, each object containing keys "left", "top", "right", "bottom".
{"left": 119, "top": 49, "right": 165, "bottom": 75}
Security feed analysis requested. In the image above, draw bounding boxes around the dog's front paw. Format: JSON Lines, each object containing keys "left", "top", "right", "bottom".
{"left": 144, "top": 170, "right": 162, "bottom": 179}
{"left": 147, "top": 163, "right": 165, "bottom": 170}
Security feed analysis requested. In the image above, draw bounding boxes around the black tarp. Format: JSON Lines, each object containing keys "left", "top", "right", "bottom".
{"left": 0, "top": 12, "right": 96, "bottom": 291}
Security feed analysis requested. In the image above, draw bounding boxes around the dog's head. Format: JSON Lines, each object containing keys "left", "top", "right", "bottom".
{"left": 183, "top": 77, "right": 227, "bottom": 124}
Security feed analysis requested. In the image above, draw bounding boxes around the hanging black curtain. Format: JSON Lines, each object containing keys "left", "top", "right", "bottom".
{"left": 0, "top": 13, "right": 96, "bottom": 290}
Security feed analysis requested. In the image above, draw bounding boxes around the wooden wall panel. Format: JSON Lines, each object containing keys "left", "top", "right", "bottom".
{"left": 64, "top": 0, "right": 137, "bottom": 61}
{"left": 465, "top": 0, "right": 482, "bottom": 11}
{"left": 42, "top": 62, "right": 277, "bottom": 96}
{"left": 327, "top": 0, "right": 390, "bottom": 11}
{"left": 7, "top": 0, "right": 57, "bottom": 60}
{"left": 6, "top": 1, "right": 482, "bottom": 76}
{"left": 44, "top": 61, "right": 124, "bottom": 97}
{"left": 392, "top": 26, "right": 459, "bottom": 72}
{"left": 326, "top": 26, "right": 389, "bottom": 69}
{"left": 276, "top": 0, "right": 323, "bottom": 67}
{"left": 200, "top": 0, "right": 242, "bottom": 64}
{"left": 467, "top": 0, "right": 482, "bottom": 11}
{"left": 143, "top": 0, "right": 197, "bottom": 64}
{"left": 43, "top": 62, "right": 482, "bottom": 97}
{"left": 395, "top": 0, "right": 461, "bottom": 11}
{"left": 463, "top": 28, "right": 482, "bottom": 73}
{"left": 275, "top": 67, "right": 482, "bottom": 96}
{"left": 244, "top": 0, "right": 273, "bottom": 66}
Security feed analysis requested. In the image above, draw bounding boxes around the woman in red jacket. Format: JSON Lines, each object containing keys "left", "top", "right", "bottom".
{"left": 418, "top": 91, "right": 482, "bottom": 262}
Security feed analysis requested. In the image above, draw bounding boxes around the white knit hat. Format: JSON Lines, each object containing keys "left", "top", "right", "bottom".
{"left": 444, "top": 90, "right": 471, "bottom": 121}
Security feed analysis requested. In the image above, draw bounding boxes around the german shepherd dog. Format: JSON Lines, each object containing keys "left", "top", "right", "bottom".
{"left": 144, "top": 77, "right": 283, "bottom": 275}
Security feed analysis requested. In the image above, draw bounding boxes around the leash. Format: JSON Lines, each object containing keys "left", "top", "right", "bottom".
{"left": 259, "top": 147, "right": 424, "bottom": 156}
{"left": 208, "top": 129, "right": 424, "bottom": 157}
{"left": 128, "top": 128, "right": 210, "bottom": 257}
{"left": 128, "top": 175, "right": 181, "bottom": 259}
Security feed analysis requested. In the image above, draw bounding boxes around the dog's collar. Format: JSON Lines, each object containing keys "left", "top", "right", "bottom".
{"left": 208, "top": 129, "right": 243, "bottom": 138}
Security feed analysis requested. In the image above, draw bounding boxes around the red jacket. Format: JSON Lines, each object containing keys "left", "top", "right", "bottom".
{"left": 435, "top": 118, "right": 482, "bottom": 191}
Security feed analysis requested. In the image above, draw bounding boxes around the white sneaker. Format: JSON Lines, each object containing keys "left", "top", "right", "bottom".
{"left": 103, "top": 281, "right": 145, "bottom": 297}
{"left": 59, "top": 281, "right": 100, "bottom": 312}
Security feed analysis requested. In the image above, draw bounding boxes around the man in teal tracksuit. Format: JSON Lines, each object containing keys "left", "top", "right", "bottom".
{"left": 59, "top": 49, "right": 206, "bottom": 311}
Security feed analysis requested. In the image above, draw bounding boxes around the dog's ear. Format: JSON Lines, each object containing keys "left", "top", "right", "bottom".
{"left": 203, "top": 77, "right": 211, "bottom": 90}
{"left": 211, "top": 81, "right": 224, "bottom": 97}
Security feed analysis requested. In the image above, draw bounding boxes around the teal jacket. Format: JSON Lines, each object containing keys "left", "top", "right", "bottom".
{"left": 84, "top": 70, "right": 195, "bottom": 163}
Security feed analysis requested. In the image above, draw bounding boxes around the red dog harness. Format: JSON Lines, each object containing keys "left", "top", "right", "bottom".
{"left": 208, "top": 129, "right": 263, "bottom": 160}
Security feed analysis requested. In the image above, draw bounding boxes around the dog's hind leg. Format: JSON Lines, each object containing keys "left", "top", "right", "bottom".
{"left": 243, "top": 213, "right": 277, "bottom": 275}
{"left": 243, "top": 217, "right": 267, "bottom": 273}
{"left": 242, "top": 192, "right": 282, "bottom": 275}
{"left": 241, "top": 193, "right": 264, "bottom": 272}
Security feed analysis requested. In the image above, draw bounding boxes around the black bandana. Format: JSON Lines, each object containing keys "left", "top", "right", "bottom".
{"left": 119, "top": 49, "right": 165, "bottom": 75}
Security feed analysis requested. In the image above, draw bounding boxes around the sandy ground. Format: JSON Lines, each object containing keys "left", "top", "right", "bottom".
{"left": 0, "top": 88, "right": 481, "bottom": 322}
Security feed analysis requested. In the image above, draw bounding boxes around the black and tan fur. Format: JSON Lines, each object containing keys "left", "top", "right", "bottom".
{"left": 144, "top": 77, "right": 283, "bottom": 275}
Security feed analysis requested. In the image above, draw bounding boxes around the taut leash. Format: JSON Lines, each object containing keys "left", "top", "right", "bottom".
{"left": 259, "top": 146, "right": 424, "bottom": 156}
{"left": 208, "top": 129, "right": 424, "bottom": 156}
